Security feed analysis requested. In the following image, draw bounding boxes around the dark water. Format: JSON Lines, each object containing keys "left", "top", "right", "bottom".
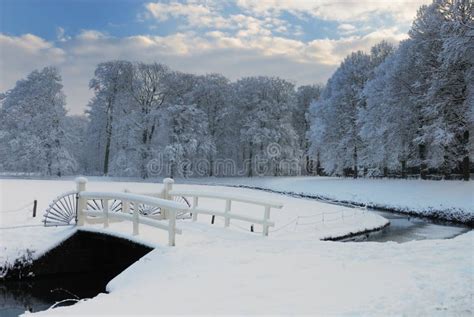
{"left": 0, "top": 231, "right": 153, "bottom": 316}
{"left": 0, "top": 272, "right": 112, "bottom": 316}
{"left": 344, "top": 209, "right": 471, "bottom": 242}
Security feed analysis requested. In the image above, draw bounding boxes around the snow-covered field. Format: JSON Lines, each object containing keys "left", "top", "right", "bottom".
{"left": 0, "top": 178, "right": 386, "bottom": 268}
{"left": 187, "top": 176, "right": 474, "bottom": 224}
{"left": 1, "top": 177, "right": 473, "bottom": 316}
{"left": 39, "top": 229, "right": 474, "bottom": 316}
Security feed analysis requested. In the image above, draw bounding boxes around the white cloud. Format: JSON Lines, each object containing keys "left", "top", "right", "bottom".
{"left": 145, "top": 2, "right": 230, "bottom": 29}
{"left": 143, "top": 1, "right": 299, "bottom": 37}
{"left": 56, "top": 27, "right": 71, "bottom": 42}
{"left": 77, "top": 30, "right": 109, "bottom": 41}
{"left": 0, "top": 21, "right": 409, "bottom": 115}
{"left": 0, "top": 34, "right": 65, "bottom": 94}
{"left": 305, "top": 28, "right": 408, "bottom": 65}
{"left": 337, "top": 23, "right": 356, "bottom": 35}
{"left": 236, "top": 0, "right": 432, "bottom": 23}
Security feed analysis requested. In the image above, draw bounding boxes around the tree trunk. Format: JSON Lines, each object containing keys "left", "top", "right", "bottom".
{"left": 305, "top": 154, "right": 315, "bottom": 176}
{"left": 141, "top": 129, "right": 148, "bottom": 179}
{"left": 102, "top": 95, "right": 115, "bottom": 176}
{"left": 103, "top": 120, "right": 112, "bottom": 176}
{"left": 209, "top": 156, "right": 214, "bottom": 177}
{"left": 45, "top": 143, "right": 52, "bottom": 176}
{"left": 419, "top": 143, "right": 427, "bottom": 180}
{"left": 462, "top": 130, "right": 470, "bottom": 181}
{"left": 248, "top": 143, "right": 253, "bottom": 177}
{"left": 442, "top": 146, "right": 451, "bottom": 180}
{"left": 353, "top": 146, "right": 358, "bottom": 179}
{"left": 169, "top": 162, "right": 175, "bottom": 179}
{"left": 316, "top": 152, "right": 321, "bottom": 176}
{"left": 401, "top": 160, "right": 406, "bottom": 179}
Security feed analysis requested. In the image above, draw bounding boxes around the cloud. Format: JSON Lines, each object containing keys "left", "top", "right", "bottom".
{"left": 77, "top": 29, "right": 109, "bottom": 41}
{"left": 305, "top": 27, "right": 408, "bottom": 65}
{"left": 56, "top": 27, "right": 71, "bottom": 42}
{"left": 236, "top": 0, "right": 432, "bottom": 23}
{"left": 337, "top": 23, "right": 356, "bottom": 35}
{"left": 0, "top": 25, "right": 408, "bottom": 115}
{"left": 144, "top": 2, "right": 230, "bottom": 29}
{"left": 0, "top": 34, "right": 65, "bottom": 93}
{"left": 143, "top": 1, "right": 300, "bottom": 37}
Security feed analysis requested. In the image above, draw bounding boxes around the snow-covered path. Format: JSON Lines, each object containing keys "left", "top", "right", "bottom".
{"left": 188, "top": 176, "right": 474, "bottom": 224}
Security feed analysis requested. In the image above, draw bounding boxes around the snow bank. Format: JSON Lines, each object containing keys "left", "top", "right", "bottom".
{"left": 35, "top": 230, "right": 474, "bottom": 316}
{"left": 189, "top": 177, "right": 474, "bottom": 225}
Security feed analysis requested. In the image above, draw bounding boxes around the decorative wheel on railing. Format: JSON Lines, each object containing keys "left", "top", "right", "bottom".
{"left": 43, "top": 191, "right": 78, "bottom": 226}
{"left": 87, "top": 199, "right": 122, "bottom": 213}
{"left": 174, "top": 196, "right": 192, "bottom": 219}
{"left": 131, "top": 196, "right": 191, "bottom": 219}
{"left": 44, "top": 192, "right": 191, "bottom": 226}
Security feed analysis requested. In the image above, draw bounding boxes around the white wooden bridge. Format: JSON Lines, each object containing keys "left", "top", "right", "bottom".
{"left": 43, "top": 178, "right": 283, "bottom": 246}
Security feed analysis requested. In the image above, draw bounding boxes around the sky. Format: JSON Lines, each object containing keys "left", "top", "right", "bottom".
{"left": 0, "top": 0, "right": 431, "bottom": 115}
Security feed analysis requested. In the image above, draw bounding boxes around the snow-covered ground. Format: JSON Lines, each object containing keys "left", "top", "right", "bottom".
{"left": 1, "top": 177, "right": 473, "bottom": 315}
{"left": 186, "top": 176, "right": 474, "bottom": 224}
{"left": 0, "top": 178, "right": 386, "bottom": 269}
{"left": 38, "top": 229, "right": 474, "bottom": 316}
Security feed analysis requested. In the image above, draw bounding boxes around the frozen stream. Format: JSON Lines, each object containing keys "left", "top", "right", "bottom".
{"left": 342, "top": 209, "right": 470, "bottom": 242}
{"left": 215, "top": 184, "right": 472, "bottom": 243}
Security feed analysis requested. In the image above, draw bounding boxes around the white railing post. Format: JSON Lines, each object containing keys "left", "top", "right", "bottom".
{"left": 133, "top": 201, "right": 139, "bottom": 235}
{"left": 168, "top": 210, "right": 177, "bottom": 246}
{"left": 123, "top": 200, "right": 130, "bottom": 213}
{"left": 123, "top": 189, "right": 130, "bottom": 213}
{"left": 262, "top": 206, "right": 271, "bottom": 236}
{"left": 192, "top": 196, "right": 198, "bottom": 221}
{"left": 224, "top": 199, "right": 231, "bottom": 227}
{"left": 162, "top": 178, "right": 174, "bottom": 219}
{"left": 76, "top": 177, "right": 87, "bottom": 226}
{"left": 103, "top": 199, "right": 109, "bottom": 228}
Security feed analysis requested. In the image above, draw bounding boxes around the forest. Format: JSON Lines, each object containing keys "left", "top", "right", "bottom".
{"left": 0, "top": 0, "right": 472, "bottom": 180}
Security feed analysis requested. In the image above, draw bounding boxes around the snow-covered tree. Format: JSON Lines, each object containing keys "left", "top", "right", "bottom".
{"left": 309, "top": 1, "right": 472, "bottom": 180}
{"left": 162, "top": 104, "right": 214, "bottom": 178}
{"left": 87, "top": 61, "right": 133, "bottom": 175}
{"left": 425, "top": 0, "right": 473, "bottom": 180}
{"left": 294, "top": 85, "right": 322, "bottom": 174}
{"left": 190, "top": 74, "right": 232, "bottom": 175}
{"left": 309, "top": 51, "right": 372, "bottom": 177}
{"left": 0, "top": 67, "right": 77, "bottom": 175}
{"left": 359, "top": 41, "right": 417, "bottom": 176}
{"left": 128, "top": 62, "right": 172, "bottom": 178}
{"left": 233, "top": 77, "right": 300, "bottom": 176}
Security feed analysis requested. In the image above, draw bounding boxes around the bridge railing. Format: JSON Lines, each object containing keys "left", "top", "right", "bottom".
{"left": 75, "top": 177, "right": 188, "bottom": 246}
{"left": 168, "top": 183, "right": 283, "bottom": 236}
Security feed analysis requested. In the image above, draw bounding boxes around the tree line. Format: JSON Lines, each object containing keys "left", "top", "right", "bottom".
{"left": 0, "top": 63, "right": 321, "bottom": 178}
{"left": 308, "top": 0, "right": 473, "bottom": 180}
{"left": 0, "top": 0, "right": 471, "bottom": 180}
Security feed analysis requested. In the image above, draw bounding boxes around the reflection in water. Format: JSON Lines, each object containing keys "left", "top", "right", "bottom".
{"left": 0, "top": 272, "right": 111, "bottom": 316}
{"left": 346, "top": 210, "right": 470, "bottom": 243}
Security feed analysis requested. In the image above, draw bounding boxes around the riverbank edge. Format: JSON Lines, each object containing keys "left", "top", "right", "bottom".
{"left": 321, "top": 222, "right": 391, "bottom": 241}
{"left": 207, "top": 184, "right": 473, "bottom": 228}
